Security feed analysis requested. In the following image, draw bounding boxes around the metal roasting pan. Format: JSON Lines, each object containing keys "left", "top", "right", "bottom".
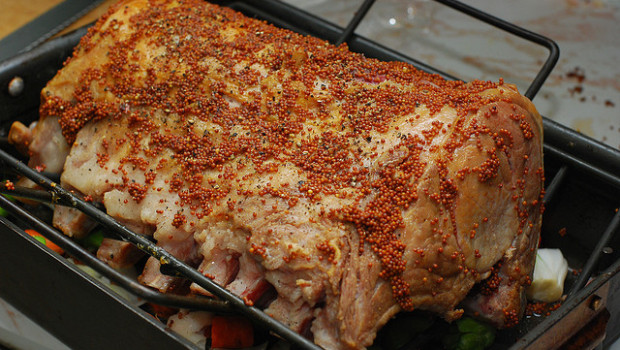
{"left": 0, "top": 1, "right": 619, "bottom": 349}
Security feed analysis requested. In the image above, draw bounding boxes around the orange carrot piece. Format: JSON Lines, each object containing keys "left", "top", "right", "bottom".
{"left": 25, "top": 229, "right": 64, "bottom": 255}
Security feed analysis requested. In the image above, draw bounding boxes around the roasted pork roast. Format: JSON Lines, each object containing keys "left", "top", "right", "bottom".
{"left": 16, "top": 0, "right": 544, "bottom": 348}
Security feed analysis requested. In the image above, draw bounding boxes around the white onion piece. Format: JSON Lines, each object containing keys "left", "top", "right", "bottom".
{"left": 526, "top": 248, "right": 568, "bottom": 303}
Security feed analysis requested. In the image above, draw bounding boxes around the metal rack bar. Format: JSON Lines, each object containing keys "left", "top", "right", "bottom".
{"left": 543, "top": 165, "right": 568, "bottom": 204}
{"left": 0, "top": 183, "right": 103, "bottom": 209}
{"left": 567, "top": 208, "right": 620, "bottom": 299}
{"left": 543, "top": 144, "right": 620, "bottom": 190}
{"left": 334, "top": 0, "right": 376, "bottom": 46}
{"left": 433, "top": 0, "right": 560, "bottom": 100}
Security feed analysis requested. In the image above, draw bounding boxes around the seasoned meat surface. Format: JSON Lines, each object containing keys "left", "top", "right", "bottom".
{"left": 29, "top": 0, "right": 544, "bottom": 348}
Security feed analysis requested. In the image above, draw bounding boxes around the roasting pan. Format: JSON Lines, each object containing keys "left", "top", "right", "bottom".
{"left": 1, "top": 0, "right": 619, "bottom": 349}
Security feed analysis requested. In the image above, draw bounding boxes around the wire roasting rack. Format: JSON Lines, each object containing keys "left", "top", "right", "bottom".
{"left": 0, "top": 0, "right": 619, "bottom": 349}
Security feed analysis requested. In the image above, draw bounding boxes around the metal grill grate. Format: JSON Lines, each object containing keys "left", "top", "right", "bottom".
{"left": 0, "top": 1, "right": 619, "bottom": 349}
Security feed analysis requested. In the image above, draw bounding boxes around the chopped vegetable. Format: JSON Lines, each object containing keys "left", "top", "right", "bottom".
{"left": 81, "top": 230, "right": 105, "bottom": 251}
{"left": 526, "top": 248, "right": 568, "bottom": 303}
{"left": 25, "top": 229, "right": 64, "bottom": 255}
{"left": 211, "top": 315, "right": 254, "bottom": 349}
{"left": 443, "top": 317, "right": 495, "bottom": 350}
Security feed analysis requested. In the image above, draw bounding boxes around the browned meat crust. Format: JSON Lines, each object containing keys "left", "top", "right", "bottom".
{"left": 28, "top": 0, "right": 544, "bottom": 348}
